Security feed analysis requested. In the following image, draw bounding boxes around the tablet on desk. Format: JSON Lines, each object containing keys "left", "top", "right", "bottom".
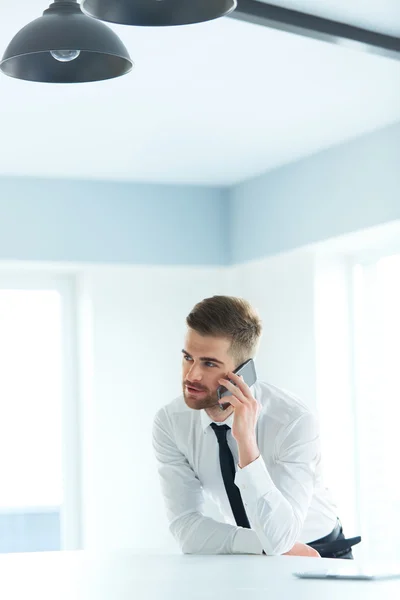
{"left": 293, "top": 567, "right": 400, "bottom": 581}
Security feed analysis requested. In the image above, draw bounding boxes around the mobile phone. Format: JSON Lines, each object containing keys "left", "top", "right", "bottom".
{"left": 217, "top": 358, "right": 257, "bottom": 410}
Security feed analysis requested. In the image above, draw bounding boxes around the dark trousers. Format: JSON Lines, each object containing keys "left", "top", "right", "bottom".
{"left": 308, "top": 520, "right": 355, "bottom": 559}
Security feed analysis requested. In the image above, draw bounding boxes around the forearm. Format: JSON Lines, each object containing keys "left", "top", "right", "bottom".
{"left": 170, "top": 512, "right": 263, "bottom": 555}
{"left": 238, "top": 438, "right": 260, "bottom": 469}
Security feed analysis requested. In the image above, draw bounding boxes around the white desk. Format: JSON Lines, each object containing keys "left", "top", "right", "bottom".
{"left": 0, "top": 551, "right": 399, "bottom": 599}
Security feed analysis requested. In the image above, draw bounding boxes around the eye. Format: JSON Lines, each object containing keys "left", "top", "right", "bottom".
{"left": 205, "top": 361, "right": 217, "bottom": 368}
{"left": 183, "top": 354, "right": 193, "bottom": 362}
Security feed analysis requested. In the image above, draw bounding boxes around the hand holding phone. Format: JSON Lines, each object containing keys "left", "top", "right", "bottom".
{"left": 217, "top": 358, "right": 257, "bottom": 410}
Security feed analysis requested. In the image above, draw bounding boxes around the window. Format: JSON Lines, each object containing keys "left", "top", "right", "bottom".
{"left": 0, "top": 275, "right": 80, "bottom": 553}
{"left": 316, "top": 253, "right": 400, "bottom": 561}
{"left": 314, "top": 255, "right": 358, "bottom": 540}
{"left": 352, "top": 255, "right": 400, "bottom": 562}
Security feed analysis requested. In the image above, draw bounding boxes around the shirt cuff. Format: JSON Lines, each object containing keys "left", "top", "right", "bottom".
{"left": 235, "top": 455, "right": 276, "bottom": 503}
{"left": 231, "top": 526, "right": 264, "bottom": 554}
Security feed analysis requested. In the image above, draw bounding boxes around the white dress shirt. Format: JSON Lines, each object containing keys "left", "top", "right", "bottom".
{"left": 152, "top": 380, "right": 338, "bottom": 555}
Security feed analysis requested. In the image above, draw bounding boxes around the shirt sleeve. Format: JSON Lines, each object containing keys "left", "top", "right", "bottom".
{"left": 234, "top": 411, "right": 320, "bottom": 555}
{"left": 152, "top": 409, "right": 263, "bottom": 555}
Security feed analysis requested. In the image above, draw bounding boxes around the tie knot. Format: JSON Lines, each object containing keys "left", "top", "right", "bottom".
{"left": 210, "top": 422, "right": 230, "bottom": 442}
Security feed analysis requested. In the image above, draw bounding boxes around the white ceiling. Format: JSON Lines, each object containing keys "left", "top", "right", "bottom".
{"left": 0, "top": 1, "right": 399, "bottom": 186}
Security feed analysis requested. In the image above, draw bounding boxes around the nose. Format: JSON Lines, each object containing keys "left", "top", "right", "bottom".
{"left": 187, "top": 362, "right": 203, "bottom": 382}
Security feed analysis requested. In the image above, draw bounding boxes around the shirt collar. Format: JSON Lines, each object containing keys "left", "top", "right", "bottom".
{"left": 200, "top": 408, "right": 235, "bottom": 432}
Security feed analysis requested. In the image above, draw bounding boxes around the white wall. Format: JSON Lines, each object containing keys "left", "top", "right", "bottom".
{"left": 37, "top": 226, "right": 397, "bottom": 552}
{"left": 71, "top": 224, "right": 400, "bottom": 554}
{"left": 0, "top": 240, "right": 368, "bottom": 553}
{"left": 227, "top": 250, "right": 318, "bottom": 409}
{"left": 77, "top": 265, "right": 230, "bottom": 552}
{"left": 76, "top": 252, "right": 329, "bottom": 552}
{"left": 0, "top": 244, "right": 363, "bottom": 553}
{"left": 3, "top": 220, "right": 400, "bottom": 555}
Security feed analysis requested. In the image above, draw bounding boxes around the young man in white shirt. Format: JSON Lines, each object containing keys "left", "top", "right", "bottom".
{"left": 153, "top": 296, "right": 360, "bottom": 557}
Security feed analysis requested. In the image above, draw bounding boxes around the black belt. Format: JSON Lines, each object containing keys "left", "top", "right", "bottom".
{"left": 309, "top": 519, "right": 361, "bottom": 558}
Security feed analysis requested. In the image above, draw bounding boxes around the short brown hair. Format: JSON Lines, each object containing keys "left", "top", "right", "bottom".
{"left": 186, "top": 295, "right": 262, "bottom": 363}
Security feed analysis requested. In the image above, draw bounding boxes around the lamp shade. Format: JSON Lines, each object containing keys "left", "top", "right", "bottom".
{"left": 0, "top": 0, "right": 133, "bottom": 83}
{"left": 82, "top": 0, "right": 237, "bottom": 26}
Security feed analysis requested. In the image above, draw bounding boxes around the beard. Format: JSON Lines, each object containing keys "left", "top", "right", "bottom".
{"left": 182, "top": 381, "right": 220, "bottom": 410}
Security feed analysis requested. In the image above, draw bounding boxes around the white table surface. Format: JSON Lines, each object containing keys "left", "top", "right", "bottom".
{"left": 0, "top": 550, "right": 399, "bottom": 599}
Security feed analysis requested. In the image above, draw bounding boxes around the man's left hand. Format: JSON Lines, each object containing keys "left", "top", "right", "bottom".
{"left": 283, "top": 542, "right": 321, "bottom": 558}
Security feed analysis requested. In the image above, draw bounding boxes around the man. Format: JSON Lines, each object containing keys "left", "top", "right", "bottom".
{"left": 153, "top": 296, "right": 360, "bottom": 557}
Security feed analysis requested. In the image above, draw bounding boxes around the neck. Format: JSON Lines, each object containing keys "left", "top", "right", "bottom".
{"left": 205, "top": 405, "right": 234, "bottom": 423}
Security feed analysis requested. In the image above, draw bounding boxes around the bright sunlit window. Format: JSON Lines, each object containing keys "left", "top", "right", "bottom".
{"left": 0, "top": 290, "right": 63, "bottom": 509}
{"left": 0, "top": 280, "right": 78, "bottom": 554}
{"left": 352, "top": 254, "right": 400, "bottom": 562}
{"left": 315, "top": 252, "right": 400, "bottom": 562}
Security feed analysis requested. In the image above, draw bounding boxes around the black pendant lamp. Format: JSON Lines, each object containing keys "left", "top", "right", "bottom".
{"left": 82, "top": 0, "right": 237, "bottom": 27}
{"left": 0, "top": 0, "right": 133, "bottom": 83}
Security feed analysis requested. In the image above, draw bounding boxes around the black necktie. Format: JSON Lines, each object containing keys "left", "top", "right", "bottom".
{"left": 210, "top": 423, "right": 251, "bottom": 529}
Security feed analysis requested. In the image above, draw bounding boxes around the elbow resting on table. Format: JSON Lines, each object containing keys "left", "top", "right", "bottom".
{"left": 265, "top": 542, "right": 292, "bottom": 556}
{"left": 170, "top": 511, "right": 233, "bottom": 555}
{"left": 181, "top": 540, "right": 201, "bottom": 555}
{"left": 170, "top": 511, "right": 204, "bottom": 554}
{"left": 179, "top": 533, "right": 225, "bottom": 556}
{"left": 258, "top": 514, "right": 303, "bottom": 556}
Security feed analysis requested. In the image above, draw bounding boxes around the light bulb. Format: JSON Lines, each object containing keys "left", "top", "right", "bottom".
{"left": 50, "top": 50, "right": 81, "bottom": 63}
